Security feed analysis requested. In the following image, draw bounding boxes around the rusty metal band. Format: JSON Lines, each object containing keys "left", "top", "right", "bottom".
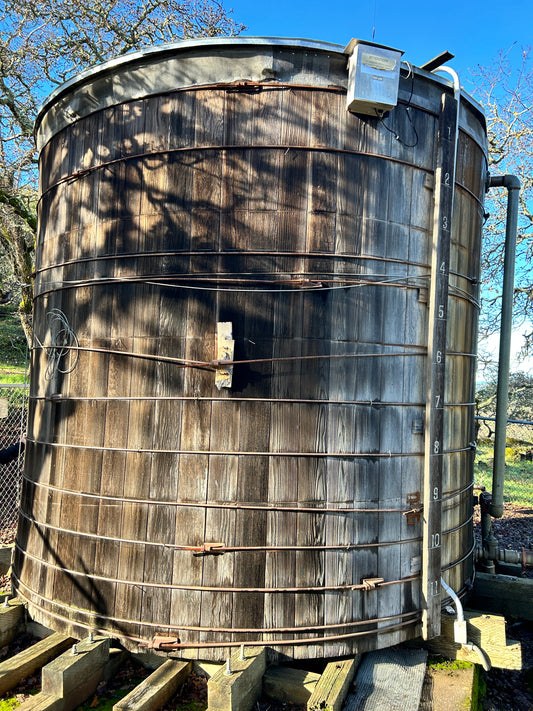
{"left": 30, "top": 343, "right": 429, "bottom": 371}
{"left": 12, "top": 578, "right": 422, "bottom": 649}
{"left": 38, "top": 143, "right": 435, "bottom": 202}
{"left": 37, "top": 142, "right": 485, "bottom": 211}
{"left": 441, "top": 481, "right": 475, "bottom": 502}
{"left": 33, "top": 250, "right": 432, "bottom": 277}
{"left": 441, "top": 514, "right": 474, "bottom": 537}
{"left": 32, "top": 252, "right": 478, "bottom": 289}
{"left": 32, "top": 276, "right": 428, "bottom": 300}
{"left": 22, "top": 476, "right": 416, "bottom": 515}
{"left": 31, "top": 343, "right": 480, "bottom": 372}
{"left": 29, "top": 394, "right": 475, "bottom": 408}
{"left": 19, "top": 510, "right": 423, "bottom": 553}
{"left": 14, "top": 545, "right": 420, "bottom": 594}
{"left": 33, "top": 275, "right": 429, "bottom": 292}
{"left": 27, "top": 437, "right": 473, "bottom": 457}
{"left": 32, "top": 276, "right": 480, "bottom": 309}
{"left": 441, "top": 541, "right": 476, "bottom": 572}
{"left": 12, "top": 575, "right": 421, "bottom": 635}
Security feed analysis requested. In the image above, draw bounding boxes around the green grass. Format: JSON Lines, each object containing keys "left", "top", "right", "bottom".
{"left": 0, "top": 698, "right": 21, "bottom": 711}
{"left": 0, "top": 305, "right": 29, "bottom": 384}
{"left": 0, "top": 367, "right": 28, "bottom": 384}
{"left": 0, "top": 306, "right": 27, "bottom": 370}
{"left": 474, "top": 440, "right": 533, "bottom": 507}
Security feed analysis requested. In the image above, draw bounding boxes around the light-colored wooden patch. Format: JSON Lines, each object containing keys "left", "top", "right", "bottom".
{"left": 41, "top": 636, "right": 110, "bottom": 709}
{"left": 114, "top": 659, "right": 191, "bottom": 711}
{"left": 215, "top": 321, "right": 234, "bottom": 389}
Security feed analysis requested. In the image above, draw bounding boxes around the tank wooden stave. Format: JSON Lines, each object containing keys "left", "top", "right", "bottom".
{"left": 14, "top": 40, "right": 487, "bottom": 660}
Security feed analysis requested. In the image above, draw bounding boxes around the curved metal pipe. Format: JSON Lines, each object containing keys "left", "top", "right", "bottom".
{"left": 441, "top": 577, "right": 491, "bottom": 671}
{"left": 487, "top": 174, "right": 521, "bottom": 518}
{"left": 441, "top": 577, "right": 464, "bottom": 623}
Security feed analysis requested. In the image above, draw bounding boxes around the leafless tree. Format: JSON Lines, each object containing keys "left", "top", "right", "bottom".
{"left": 0, "top": 0, "right": 245, "bottom": 344}
{"left": 468, "top": 46, "right": 533, "bottom": 360}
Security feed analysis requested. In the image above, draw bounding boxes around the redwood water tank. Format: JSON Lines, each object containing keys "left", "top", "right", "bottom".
{"left": 14, "top": 38, "right": 487, "bottom": 660}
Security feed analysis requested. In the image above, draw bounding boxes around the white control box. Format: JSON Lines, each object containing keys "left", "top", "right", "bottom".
{"left": 345, "top": 39, "right": 403, "bottom": 116}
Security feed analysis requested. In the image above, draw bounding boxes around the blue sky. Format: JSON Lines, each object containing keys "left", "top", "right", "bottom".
{"left": 227, "top": 0, "right": 533, "bottom": 375}
{"left": 227, "top": 0, "right": 532, "bottom": 81}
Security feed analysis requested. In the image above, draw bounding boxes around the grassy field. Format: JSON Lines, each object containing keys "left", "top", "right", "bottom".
{"left": 0, "top": 306, "right": 28, "bottom": 383}
{"left": 474, "top": 440, "right": 533, "bottom": 508}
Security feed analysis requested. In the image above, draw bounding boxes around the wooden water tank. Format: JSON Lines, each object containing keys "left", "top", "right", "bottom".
{"left": 14, "top": 38, "right": 487, "bottom": 660}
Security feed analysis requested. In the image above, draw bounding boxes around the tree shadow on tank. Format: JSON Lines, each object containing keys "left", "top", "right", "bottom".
{"left": 15, "top": 84, "right": 389, "bottom": 644}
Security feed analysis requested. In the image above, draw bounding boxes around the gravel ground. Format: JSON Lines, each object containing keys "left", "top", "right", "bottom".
{"left": 481, "top": 621, "right": 533, "bottom": 711}
{"left": 474, "top": 504, "right": 533, "bottom": 709}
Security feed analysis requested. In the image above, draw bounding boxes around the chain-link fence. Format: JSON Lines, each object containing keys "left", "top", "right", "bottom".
{"left": 475, "top": 415, "right": 533, "bottom": 555}
{"left": 0, "top": 384, "right": 28, "bottom": 546}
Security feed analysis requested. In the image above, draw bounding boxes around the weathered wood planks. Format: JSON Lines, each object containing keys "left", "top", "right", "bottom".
{"left": 16, "top": 44, "right": 487, "bottom": 660}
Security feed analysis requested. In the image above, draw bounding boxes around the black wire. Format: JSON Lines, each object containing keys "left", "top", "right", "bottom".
{"left": 377, "top": 65, "right": 419, "bottom": 148}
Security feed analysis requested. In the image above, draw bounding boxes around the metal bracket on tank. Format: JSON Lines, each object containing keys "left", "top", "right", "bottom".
{"left": 361, "top": 578, "right": 384, "bottom": 590}
{"left": 193, "top": 542, "right": 225, "bottom": 557}
{"left": 147, "top": 635, "right": 181, "bottom": 650}
{"left": 405, "top": 492, "right": 422, "bottom": 524}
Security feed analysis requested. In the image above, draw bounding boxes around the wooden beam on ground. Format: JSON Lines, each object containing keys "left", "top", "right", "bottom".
{"left": 308, "top": 657, "right": 361, "bottom": 711}
{"left": 0, "top": 597, "right": 24, "bottom": 647}
{"left": 16, "top": 693, "right": 62, "bottom": 711}
{"left": 0, "top": 631, "right": 74, "bottom": 695}
{"left": 17, "top": 644, "right": 127, "bottom": 711}
{"left": 208, "top": 647, "right": 266, "bottom": 711}
{"left": 263, "top": 667, "right": 320, "bottom": 706}
{"left": 0, "top": 544, "right": 13, "bottom": 575}
{"left": 470, "top": 572, "right": 533, "bottom": 622}
{"left": 114, "top": 659, "right": 191, "bottom": 711}
{"left": 423, "top": 610, "right": 522, "bottom": 670}
{"left": 41, "top": 636, "right": 110, "bottom": 705}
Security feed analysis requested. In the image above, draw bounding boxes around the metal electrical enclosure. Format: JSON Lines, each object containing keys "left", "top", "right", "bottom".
{"left": 345, "top": 39, "right": 403, "bottom": 115}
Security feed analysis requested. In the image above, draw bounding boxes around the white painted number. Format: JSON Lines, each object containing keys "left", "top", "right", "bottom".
{"left": 438, "top": 304, "right": 445, "bottom": 319}
{"left": 436, "top": 350, "right": 442, "bottom": 364}
{"left": 440, "top": 261, "right": 447, "bottom": 274}
{"left": 435, "top": 394, "right": 441, "bottom": 408}
{"left": 432, "top": 533, "right": 441, "bottom": 548}
{"left": 430, "top": 580, "right": 440, "bottom": 596}
{"left": 444, "top": 172, "right": 450, "bottom": 186}
{"left": 433, "top": 487, "right": 439, "bottom": 500}
{"left": 442, "top": 215, "right": 448, "bottom": 230}
{"left": 434, "top": 440, "right": 440, "bottom": 454}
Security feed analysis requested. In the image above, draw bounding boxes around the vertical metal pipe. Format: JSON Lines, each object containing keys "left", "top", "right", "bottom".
{"left": 487, "top": 174, "right": 521, "bottom": 518}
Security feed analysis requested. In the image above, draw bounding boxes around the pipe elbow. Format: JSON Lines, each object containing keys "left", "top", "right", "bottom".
{"left": 488, "top": 174, "right": 521, "bottom": 191}
{"left": 488, "top": 502, "right": 504, "bottom": 519}
{"left": 467, "top": 642, "right": 491, "bottom": 671}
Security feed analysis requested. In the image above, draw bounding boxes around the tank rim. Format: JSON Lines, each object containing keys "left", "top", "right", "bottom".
{"left": 34, "top": 36, "right": 345, "bottom": 133}
{"left": 34, "top": 34, "right": 486, "bottom": 147}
